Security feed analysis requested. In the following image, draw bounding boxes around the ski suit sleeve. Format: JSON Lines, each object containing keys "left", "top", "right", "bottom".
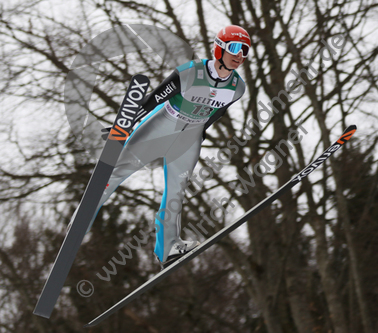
{"left": 202, "top": 104, "right": 228, "bottom": 139}
{"left": 134, "top": 70, "right": 181, "bottom": 123}
{"left": 202, "top": 81, "right": 246, "bottom": 141}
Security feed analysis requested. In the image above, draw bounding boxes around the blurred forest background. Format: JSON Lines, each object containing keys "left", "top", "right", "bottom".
{"left": 1, "top": 0, "right": 378, "bottom": 332}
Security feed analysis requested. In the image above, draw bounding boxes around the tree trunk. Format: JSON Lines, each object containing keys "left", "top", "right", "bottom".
{"left": 312, "top": 216, "right": 349, "bottom": 333}
{"left": 285, "top": 247, "right": 316, "bottom": 333}
{"left": 332, "top": 163, "right": 375, "bottom": 333}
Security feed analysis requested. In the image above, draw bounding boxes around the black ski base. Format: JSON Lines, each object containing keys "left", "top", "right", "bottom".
{"left": 33, "top": 74, "right": 150, "bottom": 319}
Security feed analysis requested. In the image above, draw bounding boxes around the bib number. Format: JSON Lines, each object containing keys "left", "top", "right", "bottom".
{"left": 192, "top": 105, "right": 214, "bottom": 117}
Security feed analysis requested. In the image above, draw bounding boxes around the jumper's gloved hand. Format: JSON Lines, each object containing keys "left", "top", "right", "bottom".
{"left": 101, "top": 127, "right": 111, "bottom": 141}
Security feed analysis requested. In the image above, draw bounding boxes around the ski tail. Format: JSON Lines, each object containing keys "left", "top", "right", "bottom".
{"left": 84, "top": 124, "right": 357, "bottom": 328}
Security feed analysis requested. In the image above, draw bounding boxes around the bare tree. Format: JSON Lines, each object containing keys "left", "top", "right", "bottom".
{"left": 0, "top": 0, "right": 377, "bottom": 332}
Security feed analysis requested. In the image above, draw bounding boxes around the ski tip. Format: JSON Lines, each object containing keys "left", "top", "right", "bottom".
{"left": 345, "top": 124, "right": 357, "bottom": 132}
{"left": 132, "top": 73, "right": 150, "bottom": 84}
{"left": 337, "top": 125, "right": 357, "bottom": 145}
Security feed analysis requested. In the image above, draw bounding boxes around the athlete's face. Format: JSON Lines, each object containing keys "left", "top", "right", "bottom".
{"left": 223, "top": 50, "right": 244, "bottom": 69}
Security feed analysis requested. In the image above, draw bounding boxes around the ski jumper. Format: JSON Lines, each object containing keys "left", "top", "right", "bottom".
{"left": 83, "top": 59, "right": 245, "bottom": 262}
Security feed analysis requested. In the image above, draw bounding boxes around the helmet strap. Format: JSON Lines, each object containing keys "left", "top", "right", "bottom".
{"left": 219, "top": 58, "right": 233, "bottom": 71}
{"left": 218, "top": 50, "right": 233, "bottom": 72}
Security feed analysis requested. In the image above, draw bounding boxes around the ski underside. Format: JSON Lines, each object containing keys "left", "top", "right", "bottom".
{"left": 84, "top": 124, "right": 357, "bottom": 328}
{"left": 33, "top": 74, "right": 150, "bottom": 319}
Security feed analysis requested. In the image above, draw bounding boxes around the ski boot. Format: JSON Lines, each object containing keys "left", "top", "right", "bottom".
{"left": 155, "top": 240, "right": 200, "bottom": 270}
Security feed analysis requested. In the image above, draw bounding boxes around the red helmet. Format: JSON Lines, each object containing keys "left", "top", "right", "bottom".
{"left": 214, "top": 25, "right": 251, "bottom": 60}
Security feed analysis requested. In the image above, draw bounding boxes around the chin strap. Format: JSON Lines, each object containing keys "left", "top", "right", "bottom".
{"left": 218, "top": 50, "right": 233, "bottom": 71}
{"left": 218, "top": 58, "right": 233, "bottom": 71}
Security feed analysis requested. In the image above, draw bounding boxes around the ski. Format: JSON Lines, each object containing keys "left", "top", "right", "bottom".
{"left": 84, "top": 124, "right": 357, "bottom": 328}
{"left": 33, "top": 74, "right": 150, "bottom": 319}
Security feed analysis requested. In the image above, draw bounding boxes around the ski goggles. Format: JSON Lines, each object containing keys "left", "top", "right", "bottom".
{"left": 215, "top": 37, "right": 250, "bottom": 58}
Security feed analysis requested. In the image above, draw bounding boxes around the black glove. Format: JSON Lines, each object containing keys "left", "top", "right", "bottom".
{"left": 101, "top": 127, "right": 112, "bottom": 141}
